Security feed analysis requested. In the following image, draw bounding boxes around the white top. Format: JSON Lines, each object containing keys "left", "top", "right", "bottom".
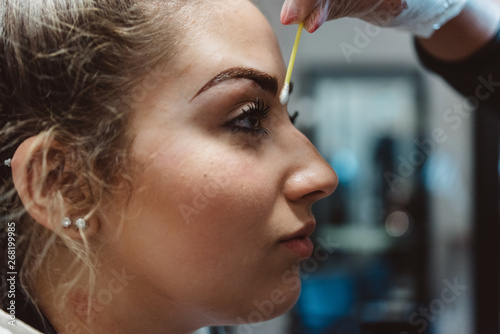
{"left": 0, "top": 309, "right": 216, "bottom": 334}
{"left": 0, "top": 310, "right": 42, "bottom": 334}
{"left": 0, "top": 310, "right": 217, "bottom": 334}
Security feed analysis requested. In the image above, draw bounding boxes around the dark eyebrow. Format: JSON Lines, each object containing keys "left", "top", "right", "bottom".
{"left": 191, "top": 67, "right": 279, "bottom": 101}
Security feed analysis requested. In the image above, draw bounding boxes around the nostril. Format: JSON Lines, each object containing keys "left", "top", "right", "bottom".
{"left": 307, "top": 190, "right": 325, "bottom": 198}
{"left": 303, "top": 189, "right": 330, "bottom": 203}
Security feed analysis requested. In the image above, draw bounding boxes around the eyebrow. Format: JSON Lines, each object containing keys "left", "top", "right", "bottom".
{"left": 192, "top": 67, "right": 279, "bottom": 101}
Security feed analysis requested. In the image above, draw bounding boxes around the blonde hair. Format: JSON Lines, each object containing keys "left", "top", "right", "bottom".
{"left": 0, "top": 0, "right": 202, "bottom": 330}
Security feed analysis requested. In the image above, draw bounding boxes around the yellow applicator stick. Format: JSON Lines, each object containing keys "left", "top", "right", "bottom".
{"left": 280, "top": 22, "right": 304, "bottom": 105}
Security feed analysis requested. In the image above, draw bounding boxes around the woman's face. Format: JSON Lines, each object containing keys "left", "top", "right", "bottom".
{"left": 99, "top": 0, "right": 337, "bottom": 330}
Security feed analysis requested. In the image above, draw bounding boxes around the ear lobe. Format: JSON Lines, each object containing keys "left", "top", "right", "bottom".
{"left": 11, "top": 135, "right": 99, "bottom": 238}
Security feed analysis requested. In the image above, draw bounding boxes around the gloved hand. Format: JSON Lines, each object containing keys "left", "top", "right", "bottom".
{"left": 281, "top": 0, "right": 405, "bottom": 32}
{"left": 281, "top": 0, "right": 468, "bottom": 37}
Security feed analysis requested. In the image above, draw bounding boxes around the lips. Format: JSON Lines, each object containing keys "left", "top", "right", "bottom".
{"left": 279, "top": 221, "right": 315, "bottom": 259}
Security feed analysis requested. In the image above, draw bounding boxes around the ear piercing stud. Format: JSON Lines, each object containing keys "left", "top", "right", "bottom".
{"left": 75, "top": 218, "right": 88, "bottom": 231}
{"left": 62, "top": 217, "right": 72, "bottom": 228}
{"left": 4, "top": 159, "right": 11, "bottom": 167}
{"left": 61, "top": 217, "right": 88, "bottom": 231}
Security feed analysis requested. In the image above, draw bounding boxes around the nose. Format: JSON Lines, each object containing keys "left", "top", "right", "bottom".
{"left": 282, "top": 128, "right": 338, "bottom": 204}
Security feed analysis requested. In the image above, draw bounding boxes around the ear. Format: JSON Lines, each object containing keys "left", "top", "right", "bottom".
{"left": 11, "top": 135, "right": 99, "bottom": 239}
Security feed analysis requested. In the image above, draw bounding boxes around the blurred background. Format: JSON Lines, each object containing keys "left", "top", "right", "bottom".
{"left": 222, "top": 2, "right": 499, "bottom": 334}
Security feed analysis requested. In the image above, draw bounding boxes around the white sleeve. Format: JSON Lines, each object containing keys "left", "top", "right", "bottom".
{"left": 388, "top": 0, "right": 467, "bottom": 37}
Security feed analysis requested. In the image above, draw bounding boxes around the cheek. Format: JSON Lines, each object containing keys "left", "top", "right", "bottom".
{"left": 118, "top": 133, "right": 301, "bottom": 322}
{"left": 125, "top": 139, "right": 280, "bottom": 270}
{"left": 140, "top": 149, "right": 276, "bottom": 229}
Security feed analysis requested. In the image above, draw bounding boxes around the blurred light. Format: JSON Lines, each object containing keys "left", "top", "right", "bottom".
{"left": 423, "top": 152, "right": 458, "bottom": 196}
{"left": 385, "top": 211, "right": 411, "bottom": 237}
{"left": 330, "top": 149, "right": 359, "bottom": 184}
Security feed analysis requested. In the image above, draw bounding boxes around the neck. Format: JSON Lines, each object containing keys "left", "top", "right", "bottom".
{"left": 37, "top": 263, "right": 201, "bottom": 334}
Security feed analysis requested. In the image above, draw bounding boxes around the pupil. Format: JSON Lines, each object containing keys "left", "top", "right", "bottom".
{"left": 249, "top": 116, "right": 259, "bottom": 127}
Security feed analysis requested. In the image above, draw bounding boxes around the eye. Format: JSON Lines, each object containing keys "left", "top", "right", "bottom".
{"left": 226, "top": 98, "right": 270, "bottom": 136}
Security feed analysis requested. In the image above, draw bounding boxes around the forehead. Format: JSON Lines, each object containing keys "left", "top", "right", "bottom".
{"left": 175, "top": 0, "right": 284, "bottom": 75}
{"left": 128, "top": 0, "right": 285, "bottom": 116}
{"left": 183, "top": 2, "right": 274, "bottom": 40}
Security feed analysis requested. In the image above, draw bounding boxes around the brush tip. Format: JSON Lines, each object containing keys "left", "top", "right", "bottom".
{"left": 279, "top": 83, "right": 290, "bottom": 105}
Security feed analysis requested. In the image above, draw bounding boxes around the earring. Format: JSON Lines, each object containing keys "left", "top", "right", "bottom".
{"left": 74, "top": 218, "right": 88, "bottom": 231}
{"left": 4, "top": 159, "right": 11, "bottom": 167}
{"left": 62, "top": 217, "right": 72, "bottom": 228}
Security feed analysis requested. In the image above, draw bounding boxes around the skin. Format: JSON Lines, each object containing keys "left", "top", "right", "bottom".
{"left": 38, "top": 1, "right": 338, "bottom": 333}
{"left": 417, "top": 0, "right": 500, "bottom": 61}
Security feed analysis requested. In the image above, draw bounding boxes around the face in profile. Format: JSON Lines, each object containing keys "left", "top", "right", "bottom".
{"left": 88, "top": 0, "right": 338, "bottom": 332}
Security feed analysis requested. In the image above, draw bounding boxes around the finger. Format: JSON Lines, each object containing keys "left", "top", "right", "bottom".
{"left": 303, "top": 1, "right": 331, "bottom": 32}
{"left": 281, "top": 0, "right": 322, "bottom": 25}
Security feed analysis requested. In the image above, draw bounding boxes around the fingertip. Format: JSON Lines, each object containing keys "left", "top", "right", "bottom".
{"left": 304, "top": 8, "right": 328, "bottom": 33}
{"left": 281, "top": 15, "right": 295, "bottom": 25}
{"left": 281, "top": 1, "right": 301, "bottom": 25}
{"left": 304, "top": 25, "right": 316, "bottom": 33}
{"left": 282, "top": 15, "right": 300, "bottom": 25}
{"left": 280, "top": 6, "right": 288, "bottom": 24}
{"left": 307, "top": 25, "right": 319, "bottom": 34}
{"left": 304, "top": 20, "right": 319, "bottom": 33}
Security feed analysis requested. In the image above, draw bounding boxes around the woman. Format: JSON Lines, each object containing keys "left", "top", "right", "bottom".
{"left": 0, "top": 0, "right": 338, "bottom": 333}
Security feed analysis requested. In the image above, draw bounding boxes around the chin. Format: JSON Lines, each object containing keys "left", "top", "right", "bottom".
{"left": 232, "top": 271, "right": 303, "bottom": 326}
{"left": 227, "top": 293, "right": 299, "bottom": 333}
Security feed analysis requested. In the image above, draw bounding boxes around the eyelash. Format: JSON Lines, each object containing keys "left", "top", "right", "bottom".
{"left": 226, "top": 98, "right": 271, "bottom": 136}
{"left": 225, "top": 98, "right": 300, "bottom": 137}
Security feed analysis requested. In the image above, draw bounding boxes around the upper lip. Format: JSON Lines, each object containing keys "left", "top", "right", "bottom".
{"left": 280, "top": 220, "right": 316, "bottom": 242}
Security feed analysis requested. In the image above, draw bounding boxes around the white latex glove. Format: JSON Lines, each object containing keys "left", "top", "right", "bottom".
{"left": 281, "top": 0, "right": 467, "bottom": 37}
